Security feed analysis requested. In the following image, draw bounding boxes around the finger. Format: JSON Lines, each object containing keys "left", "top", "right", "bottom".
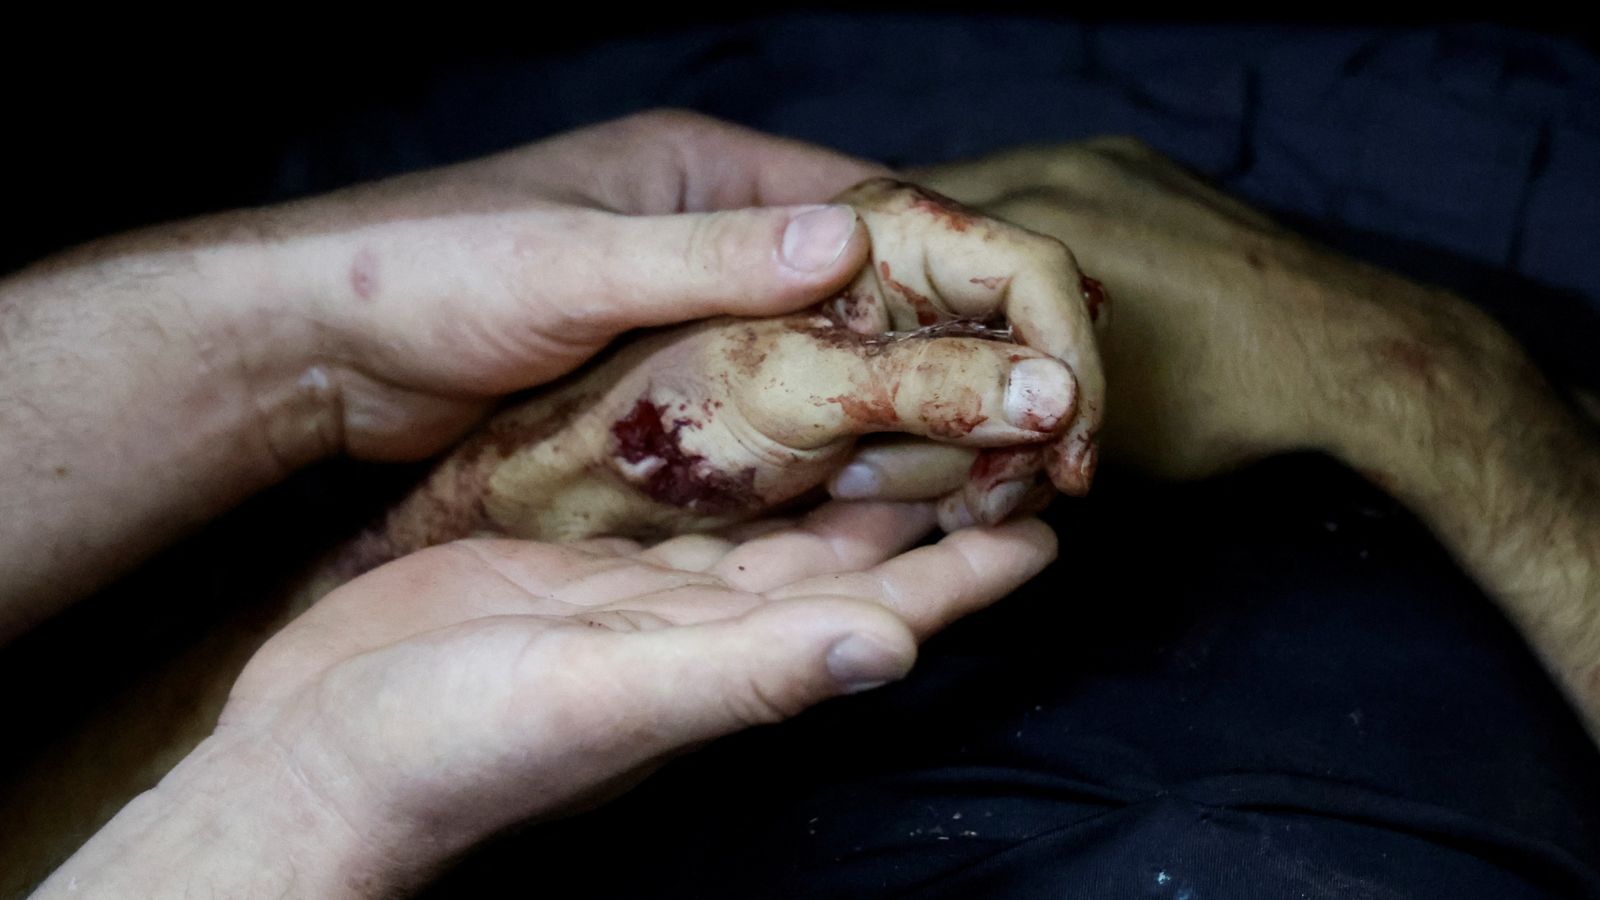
{"left": 936, "top": 447, "right": 1046, "bottom": 530}
{"left": 840, "top": 178, "right": 1106, "bottom": 495}
{"left": 715, "top": 516, "right": 802, "bottom": 543}
{"left": 556, "top": 204, "right": 871, "bottom": 339}
{"left": 665, "top": 112, "right": 893, "bottom": 210}
{"left": 829, "top": 439, "right": 976, "bottom": 501}
{"left": 568, "top": 537, "right": 647, "bottom": 558}
{"left": 733, "top": 322, "right": 1076, "bottom": 450}
{"left": 439, "top": 539, "right": 724, "bottom": 611}
{"left": 711, "top": 500, "right": 937, "bottom": 592}
{"left": 564, "top": 598, "right": 916, "bottom": 766}
{"left": 768, "top": 517, "right": 1058, "bottom": 638}
{"left": 513, "top": 109, "right": 891, "bottom": 214}
{"left": 637, "top": 533, "right": 740, "bottom": 572}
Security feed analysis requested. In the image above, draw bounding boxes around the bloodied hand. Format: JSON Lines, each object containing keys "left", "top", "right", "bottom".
{"left": 352, "top": 179, "right": 1103, "bottom": 562}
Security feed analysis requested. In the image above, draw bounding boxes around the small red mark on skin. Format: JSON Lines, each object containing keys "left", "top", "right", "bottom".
{"left": 906, "top": 184, "right": 983, "bottom": 233}
{"left": 1009, "top": 382, "right": 1060, "bottom": 433}
{"left": 1079, "top": 274, "right": 1107, "bottom": 323}
{"left": 969, "top": 447, "right": 1044, "bottom": 486}
{"left": 1375, "top": 339, "right": 1436, "bottom": 386}
{"left": 349, "top": 248, "right": 378, "bottom": 301}
{"left": 724, "top": 327, "right": 769, "bottom": 376}
{"left": 826, "top": 374, "right": 901, "bottom": 429}
{"left": 612, "top": 398, "right": 757, "bottom": 513}
{"left": 879, "top": 260, "right": 942, "bottom": 326}
{"left": 1360, "top": 467, "right": 1399, "bottom": 493}
{"left": 969, "top": 275, "right": 1010, "bottom": 291}
{"left": 1245, "top": 251, "right": 1266, "bottom": 271}
{"left": 923, "top": 386, "right": 987, "bottom": 438}
{"left": 831, "top": 289, "right": 880, "bottom": 333}
{"left": 53, "top": 466, "right": 68, "bottom": 477}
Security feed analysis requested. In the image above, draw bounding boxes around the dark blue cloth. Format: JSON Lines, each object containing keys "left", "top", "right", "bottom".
{"left": 311, "top": 20, "right": 1600, "bottom": 898}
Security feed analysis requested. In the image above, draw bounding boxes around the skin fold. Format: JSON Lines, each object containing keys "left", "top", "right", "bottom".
{"left": 8, "top": 137, "right": 1600, "bottom": 896}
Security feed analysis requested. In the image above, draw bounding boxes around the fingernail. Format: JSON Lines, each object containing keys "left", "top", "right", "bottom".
{"left": 831, "top": 462, "right": 880, "bottom": 499}
{"left": 939, "top": 494, "right": 977, "bottom": 531}
{"left": 781, "top": 205, "right": 857, "bottom": 272}
{"left": 1004, "top": 358, "right": 1074, "bottom": 432}
{"left": 826, "top": 634, "right": 913, "bottom": 693}
{"left": 980, "top": 480, "right": 1032, "bottom": 524}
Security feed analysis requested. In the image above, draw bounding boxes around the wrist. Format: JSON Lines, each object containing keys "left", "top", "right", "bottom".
{"left": 1308, "top": 277, "right": 1529, "bottom": 496}
{"left": 0, "top": 229, "right": 335, "bottom": 624}
{"left": 33, "top": 733, "right": 399, "bottom": 900}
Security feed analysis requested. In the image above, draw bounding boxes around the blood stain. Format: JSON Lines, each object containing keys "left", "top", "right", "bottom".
{"left": 612, "top": 398, "right": 757, "bottom": 513}
{"left": 1080, "top": 274, "right": 1107, "bottom": 323}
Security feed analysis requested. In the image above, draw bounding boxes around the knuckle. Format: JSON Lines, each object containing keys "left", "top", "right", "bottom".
{"left": 620, "top": 107, "right": 717, "bottom": 138}
{"left": 732, "top": 674, "right": 808, "bottom": 724}
{"left": 1017, "top": 229, "right": 1079, "bottom": 273}
{"left": 834, "top": 175, "right": 906, "bottom": 207}
{"left": 1083, "top": 134, "right": 1159, "bottom": 160}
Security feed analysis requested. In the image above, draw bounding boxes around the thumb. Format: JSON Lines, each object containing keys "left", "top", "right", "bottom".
{"left": 603, "top": 599, "right": 915, "bottom": 754}
{"left": 565, "top": 204, "right": 869, "bottom": 338}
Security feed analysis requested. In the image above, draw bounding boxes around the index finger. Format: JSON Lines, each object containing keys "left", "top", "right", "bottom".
{"left": 510, "top": 110, "right": 891, "bottom": 214}
{"left": 838, "top": 179, "right": 1106, "bottom": 493}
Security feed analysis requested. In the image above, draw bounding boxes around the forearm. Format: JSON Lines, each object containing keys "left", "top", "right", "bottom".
{"left": 921, "top": 141, "right": 1600, "bottom": 738}
{"left": 1317, "top": 276, "right": 1600, "bottom": 740}
{"left": 0, "top": 228, "right": 317, "bottom": 636}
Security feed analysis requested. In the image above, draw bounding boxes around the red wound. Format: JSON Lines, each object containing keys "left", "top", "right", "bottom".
{"left": 612, "top": 398, "right": 757, "bottom": 513}
{"left": 1080, "top": 274, "right": 1108, "bottom": 323}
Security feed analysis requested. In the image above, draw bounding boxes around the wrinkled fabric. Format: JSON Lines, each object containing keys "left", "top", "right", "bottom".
{"left": 286, "top": 20, "right": 1600, "bottom": 899}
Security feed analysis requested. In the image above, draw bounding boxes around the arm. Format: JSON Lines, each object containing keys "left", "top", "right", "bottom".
{"left": 33, "top": 505, "right": 1057, "bottom": 898}
{"left": 908, "top": 140, "right": 1600, "bottom": 742}
{"left": 0, "top": 109, "right": 886, "bottom": 639}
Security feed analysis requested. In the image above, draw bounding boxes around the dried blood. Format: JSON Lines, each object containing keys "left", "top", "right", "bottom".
{"left": 612, "top": 398, "right": 756, "bottom": 513}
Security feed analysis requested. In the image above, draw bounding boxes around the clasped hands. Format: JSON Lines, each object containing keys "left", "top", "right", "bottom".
{"left": 32, "top": 111, "right": 1108, "bottom": 898}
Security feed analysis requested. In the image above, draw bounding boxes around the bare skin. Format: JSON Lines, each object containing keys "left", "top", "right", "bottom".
{"left": 2, "top": 128, "right": 1102, "bottom": 894}
{"left": 344, "top": 178, "right": 1101, "bottom": 579}
{"left": 0, "top": 109, "right": 892, "bottom": 640}
{"left": 902, "top": 139, "right": 1600, "bottom": 743}
{"left": 10, "top": 135, "right": 1600, "bottom": 896}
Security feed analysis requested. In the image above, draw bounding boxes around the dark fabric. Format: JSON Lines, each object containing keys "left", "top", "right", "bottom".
{"left": 426, "top": 458, "right": 1600, "bottom": 898}
{"left": 273, "top": 19, "right": 1600, "bottom": 898}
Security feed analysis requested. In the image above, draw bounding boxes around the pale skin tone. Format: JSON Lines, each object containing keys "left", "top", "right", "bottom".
{"left": 6, "top": 111, "right": 1090, "bottom": 897}
{"left": 8, "top": 115, "right": 1598, "bottom": 897}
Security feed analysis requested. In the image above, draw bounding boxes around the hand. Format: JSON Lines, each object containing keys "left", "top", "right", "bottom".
{"left": 349, "top": 179, "right": 1098, "bottom": 562}
{"left": 240, "top": 109, "right": 890, "bottom": 464}
{"left": 0, "top": 109, "right": 887, "bottom": 624}
{"left": 911, "top": 140, "right": 1600, "bottom": 745}
{"left": 904, "top": 138, "right": 1510, "bottom": 481}
{"left": 32, "top": 504, "right": 1055, "bottom": 898}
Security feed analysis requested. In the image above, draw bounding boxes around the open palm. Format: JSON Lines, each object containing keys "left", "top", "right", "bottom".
{"left": 217, "top": 500, "right": 1056, "bottom": 887}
